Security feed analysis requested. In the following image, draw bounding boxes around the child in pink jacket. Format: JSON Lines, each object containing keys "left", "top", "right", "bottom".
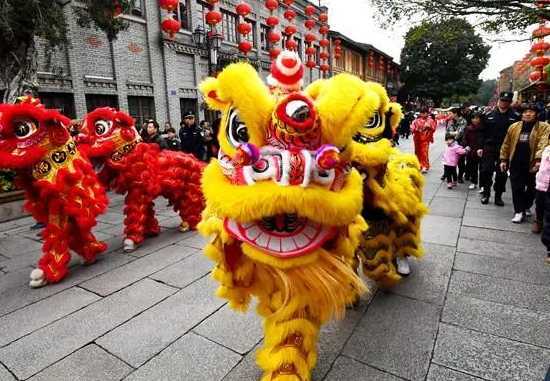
{"left": 535, "top": 144, "right": 550, "bottom": 264}
{"left": 443, "top": 133, "right": 470, "bottom": 189}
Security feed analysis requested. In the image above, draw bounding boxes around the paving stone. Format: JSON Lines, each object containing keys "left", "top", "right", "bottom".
{"left": 449, "top": 271, "right": 550, "bottom": 314}
{"left": 423, "top": 242, "right": 456, "bottom": 267}
{"left": 427, "top": 364, "right": 485, "bottom": 381}
{"left": 127, "top": 229, "right": 191, "bottom": 258}
{"left": 433, "top": 187, "right": 469, "bottom": 200}
{"left": 390, "top": 259, "right": 451, "bottom": 305}
{"left": 29, "top": 344, "right": 132, "bottom": 381}
{"left": 457, "top": 238, "right": 541, "bottom": 262}
{"left": 97, "top": 212, "right": 125, "bottom": 225}
{"left": 421, "top": 215, "right": 462, "bottom": 247}
{"left": 178, "top": 232, "right": 208, "bottom": 250}
{"left": 124, "top": 332, "right": 241, "bottom": 381}
{"left": 0, "top": 363, "right": 15, "bottom": 381}
{"left": 0, "top": 279, "right": 174, "bottom": 380}
{"left": 0, "top": 287, "right": 100, "bottom": 346}
{"left": 0, "top": 253, "right": 132, "bottom": 316}
{"left": 462, "top": 215, "right": 531, "bottom": 234}
{"left": 343, "top": 293, "right": 440, "bottom": 381}
{"left": 0, "top": 250, "right": 41, "bottom": 273}
{"left": 428, "top": 197, "right": 466, "bottom": 218}
{"left": 454, "top": 252, "right": 550, "bottom": 286}
{"left": 433, "top": 324, "right": 550, "bottom": 381}
{"left": 97, "top": 276, "right": 224, "bottom": 367}
{"left": 194, "top": 304, "right": 263, "bottom": 355}
{"left": 325, "top": 356, "right": 403, "bottom": 381}
{"left": 221, "top": 342, "right": 263, "bottom": 381}
{"left": 80, "top": 244, "right": 195, "bottom": 296}
{"left": 149, "top": 251, "right": 211, "bottom": 288}
{"left": 442, "top": 293, "right": 550, "bottom": 349}
{"left": 0, "top": 236, "right": 43, "bottom": 258}
{"left": 459, "top": 226, "right": 541, "bottom": 251}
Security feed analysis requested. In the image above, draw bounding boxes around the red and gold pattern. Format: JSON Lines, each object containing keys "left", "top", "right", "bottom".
{"left": 0, "top": 102, "right": 108, "bottom": 287}
{"left": 80, "top": 108, "right": 205, "bottom": 252}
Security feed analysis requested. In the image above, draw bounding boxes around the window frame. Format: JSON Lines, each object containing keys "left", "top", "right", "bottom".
{"left": 128, "top": 96, "right": 156, "bottom": 129}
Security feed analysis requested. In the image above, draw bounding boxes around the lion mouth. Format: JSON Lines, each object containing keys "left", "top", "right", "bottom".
{"left": 225, "top": 214, "right": 336, "bottom": 258}
{"left": 353, "top": 133, "right": 383, "bottom": 144}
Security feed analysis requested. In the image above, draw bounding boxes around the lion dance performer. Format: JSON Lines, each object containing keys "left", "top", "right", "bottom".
{"left": 411, "top": 108, "right": 436, "bottom": 173}
{"left": 0, "top": 101, "right": 108, "bottom": 288}
{"left": 79, "top": 108, "right": 204, "bottom": 252}
{"left": 350, "top": 82, "right": 428, "bottom": 287}
{"left": 197, "top": 51, "right": 386, "bottom": 380}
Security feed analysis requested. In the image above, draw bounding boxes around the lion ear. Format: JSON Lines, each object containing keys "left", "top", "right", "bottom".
{"left": 199, "top": 77, "right": 228, "bottom": 111}
{"left": 304, "top": 79, "right": 326, "bottom": 100}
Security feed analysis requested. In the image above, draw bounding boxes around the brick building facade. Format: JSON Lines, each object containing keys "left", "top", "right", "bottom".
{"left": 34, "top": 0, "right": 327, "bottom": 128}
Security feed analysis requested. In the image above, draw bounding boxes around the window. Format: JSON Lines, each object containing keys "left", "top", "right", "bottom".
{"left": 199, "top": 1, "right": 209, "bottom": 30}
{"left": 243, "top": 20, "right": 256, "bottom": 47}
{"left": 132, "top": 0, "right": 143, "bottom": 16}
{"left": 39, "top": 93, "right": 76, "bottom": 119}
{"left": 180, "top": 98, "right": 198, "bottom": 122}
{"left": 222, "top": 10, "right": 238, "bottom": 43}
{"left": 85, "top": 94, "right": 119, "bottom": 113}
{"left": 260, "top": 24, "right": 270, "bottom": 51}
{"left": 173, "top": 0, "right": 190, "bottom": 30}
{"left": 334, "top": 47, "right": 345, "bottom": 69}
{"left": 296, "top": 37, "right": 303, "bottom": 60}
{"left": 350, "top": 52, "right": 361, "bottom": 76}
{"left": 315, "top": 45, "right": 321, "bottom": 65}
{"left": 128, "top": 96, "right": 156, "bottom": 128}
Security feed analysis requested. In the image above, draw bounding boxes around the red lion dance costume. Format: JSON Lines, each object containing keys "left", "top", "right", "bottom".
{"left": 80, "top": 108, "right": 205, "bottom": 252}
{"left": 0, "top": 102, "right": 108, "bottom": 288}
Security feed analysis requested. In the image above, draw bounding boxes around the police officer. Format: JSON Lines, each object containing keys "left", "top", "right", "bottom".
{"left": 479, "top": 92, "right": 520, "bottom": 206}
{"left": 179, "top": 110, "right": 204, "bottom": 160}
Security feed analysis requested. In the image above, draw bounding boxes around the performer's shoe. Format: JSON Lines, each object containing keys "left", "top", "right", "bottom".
{"left": 396, "top": 257, "right": 411, "bottom": 276}
{"left": 511, "top": 213, "right": 524, "bottom": 224}
{"left": 494, "top": 194, "right": 505, "bottom": 207}
{"left": 481, "top": 196, "right": 489, "bottom": 205}
{"left": 123, "top": 239, "right": 136, "bottom": 253}
{"left": 525, "top": 209, "right": 532, "bottom": 218}
{"left": 179, "top": 221, "right": 190, "bottom": 233}
{"left": 29, "top": 269, "right": 47, "bottom": 288}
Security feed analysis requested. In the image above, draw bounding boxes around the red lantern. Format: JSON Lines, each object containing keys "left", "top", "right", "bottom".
{"left": 319, "top": 39, "right": 329, "bottom": 47}
{"left": 533, "top": 26, "right": 550, "bottom": 38}
{"left": 306, "top": 60, "right": 316, "bottom": 69}
{"left": 319, "top": 13, "right": 328, "bottom": 22}
{"left": 161, "top": 17, "right": 181, "bottom": 39}
{"left": 282, "top": 0, "right": 294, "bottom": 5}
{"left": 286, "top": 39, "right": 297, "bottom": 50}
{"left": 531, "top": 41, "right": 550, "bottom": 54}
{"left": 268, "top": 30, "right": 281, "bottom": 43}
{"left": 319, "top": 25, "right": 329, "bottom": 35}
{"left": 305, "top": 5, "right": 316, "bottom": 16}
{"left": 530, "top": 56, "right": 550, "bottom": 67}
{"left": 206, "top": 10, "right": 222, "bottom": 25}
{"left": 239, "top": 40, "right": 253, "bottom": 54}
{"left": 334, "top": 39, "right": 341, "bottom": 46}
{"left": 113, "top": 1, "right": 123, "bottom": 17}
{"left": 266, "top": 16, "right": 279, "bottom": 27}
{"left": 529, "top": 71, "right": 547, "bottom": 82}
{"left": 320, "top": 63, "right": 330, "bottom": 72}
{"left": 305, "top": 33, "right": 317, "bottom": 43}
{"left": 159, "top": 0, "right": 179, "bottom": 11}
{"left": 335, "top": 53, "right": 341, "bottom": 59}
{"left": 306, "top": 46, "right": 316, "bottom": 55}
{"left": 285, "top": 25, "right": 297, "bottom": 35}
{"left": 270, "top": 47, "right": 281, "bottom": 59}
{"left": 334, "top": 46, "right": 342, "bottom": 54}
{"left": 320, "top": 51, "right": 329, "bottom": 60}
{"left": 238, "top": 23, "right": 252, "bottom": 35}
{"left": 206, "top": 0, "right": 219, "bottom": 3}
{"left": 265, "top": 0, "right": 278, "bottom": 11}
{"left": 236, "top": 2, "right": 252, "bottom": 16}
{"left": 305, "top": 19, "right": 315, "bottom": 30}
{"left": 284, "top": 9, "right": 296, "bottom": 21}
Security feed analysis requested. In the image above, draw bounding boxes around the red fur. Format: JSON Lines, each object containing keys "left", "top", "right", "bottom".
{"left": 81, "top": 108, "right": 205, "bottom": 246}
{"left": 0, "top": 103, "right": 108, "bottom": 284}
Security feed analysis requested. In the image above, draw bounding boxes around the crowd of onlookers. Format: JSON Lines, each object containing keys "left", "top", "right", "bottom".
{"left": 405, "top": 92, "right": 550, "bottom": 265}
{"left": 139, "top": 111, "right": 220, "bottom": 162}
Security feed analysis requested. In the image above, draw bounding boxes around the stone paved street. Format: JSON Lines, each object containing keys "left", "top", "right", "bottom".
{"left": 1, "top": 130, "right": 549, "bottom": 381}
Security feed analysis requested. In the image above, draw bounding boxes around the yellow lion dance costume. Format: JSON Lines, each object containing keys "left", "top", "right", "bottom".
{"left": 350, "top": 82, "right": 428, "bottom": 287}
{"left": 198, "top": 51, "right": 384, "bottom": 380}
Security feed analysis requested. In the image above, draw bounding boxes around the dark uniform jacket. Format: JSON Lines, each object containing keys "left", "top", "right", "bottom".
{"left": 480, "top": 108, "right": 520, "bottom": 153}
{"left": 179, "top": 124, "right": 205, "bottom": 159}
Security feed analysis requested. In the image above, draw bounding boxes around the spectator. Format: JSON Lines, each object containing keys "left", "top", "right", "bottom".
{"left": 535, "top": 141, "right": 550, "bottom": 263}
{"left": 479, "top": 92, "right": 520, "bottom": 206}
{"left": 161, "top": 122, "right": 172, "bottom": 138}
{"left": 199, "top": 120, "right": 218, "bottom": 161}
{"left": 411, "top": 108, "right": 436, "bottom": 173}
{"left": 464, "top": 112, "right": 483, "bottom": 189}
{"left": 500, "top": 103, "right": 550, "bottom": 224}
{"left": 141, "top": 119, "right": 163, "bottom": 146}
{"left": 443, "top": 132, "right": 469, "bottom": 189}
{"left": 446, "top": 108, "right": 468, "bottom": 182}
{"left": 399, "top": 112, "right": 413, "bottom": 139}
{"left": 162, "top": 127, "right": 181, "bottom": 151}
{"left": 179, "top": 111, "right": 203, "bottom": 160}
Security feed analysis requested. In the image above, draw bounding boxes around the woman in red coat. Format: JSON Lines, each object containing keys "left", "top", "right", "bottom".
{"left": 411, "top": 108, "right": 436, "bottom": 173}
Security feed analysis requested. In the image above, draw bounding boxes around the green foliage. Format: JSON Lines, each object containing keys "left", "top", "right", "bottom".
{"left": 473, "top": 79, "right": 497, "bottom": 105}
{"left": 400, "top": 18, "right": 490, "bottom": 106}
{"left": 369, "top": 0, "right": 549, "bottom": 33}
{"left": 0, "top": 170, "right": 18, "bottom": 193}
{"left": 75, "top": 0, "right": 136, "bottom": 41}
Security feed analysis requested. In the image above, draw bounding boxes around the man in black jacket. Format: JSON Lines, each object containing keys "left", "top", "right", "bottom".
{"left": 479, "top": 92, "right": 520, "bottom": 206}
{"left": 179, "top": 111, "right": 204, "bottom": 160}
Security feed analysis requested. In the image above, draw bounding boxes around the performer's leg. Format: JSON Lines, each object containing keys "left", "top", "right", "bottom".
{"left": 69, "top": 224, "right": 107, "bottom": 264}
{"left": 144, "top": 200, "right": 160, "bottom": 237}
{"left": 123, "top": 189, "right": 153, "bottom": 251}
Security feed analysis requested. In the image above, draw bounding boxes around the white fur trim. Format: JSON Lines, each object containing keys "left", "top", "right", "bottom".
{"left": 276, "top": 51, "right": 302, "bottom": 76}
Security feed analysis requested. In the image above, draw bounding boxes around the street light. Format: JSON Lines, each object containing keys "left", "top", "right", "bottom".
{"left": 193, "top": 25, "right": 223, "bottom": 75}
{"left": 192, "top": 25, "right": 206, "bottom": 46}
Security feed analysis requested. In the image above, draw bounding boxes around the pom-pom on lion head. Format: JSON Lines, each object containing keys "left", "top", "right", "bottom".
{"left": 0, "top": 102, "right": 72, "bottom": 170}
{"left": 80, "top": 107, "right": 140, "bottom": 160}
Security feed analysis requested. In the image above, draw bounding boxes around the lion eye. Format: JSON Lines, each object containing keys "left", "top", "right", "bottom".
{"left": 14, "top": 119, "right": 38, "bottom": 139}
{"left": 365, "top": 112, "right": 382, "bottom": 129}
{"left": 95, "top": 120, "right": 111, "bottom": 136}
{"left": 285, "top": 100, "right": 311, "bottom": 123}
{"left": 227, "top": 109, "right": 249, "bottom": 148}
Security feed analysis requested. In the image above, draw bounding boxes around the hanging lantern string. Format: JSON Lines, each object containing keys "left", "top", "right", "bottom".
{"left": 265, "top": 0, "right": 281, "bottom": 60}
{"left": 318, "top": 12, "right": 329, "bottom": 76}
{"left": 282, "top": 0, "right": 297, "bottom": 51}
{"left": 159, "top": 0, "right": 182, "bottom": 40}
{"left": 304, "top": 4, "right": 317, "bottom": 71}
{"left": 236, "top": 1, "right": 253, "bottom": 55}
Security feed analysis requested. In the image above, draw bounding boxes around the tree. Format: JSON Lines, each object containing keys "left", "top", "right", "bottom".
{"left": 0, "top": 0, "right": 134, "bottom": 103}
{"left": 400, "top": 18, "right": 490, "bottom": 106}
{"left": 472, "top": 79, "right": 497, "bottom": 105}
{"left": 369, "top": 0, "right": 550, "bottom": 33}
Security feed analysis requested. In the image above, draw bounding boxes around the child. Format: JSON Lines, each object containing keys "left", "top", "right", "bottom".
{"left": 162, "top": 127, "right": 181, "bottom": 151}
{"left": 535, "top": 143, "right": 550, "bottom": 264}
{"left": 463, "top": 112, "right": 483, "bottom": 190}
{"left": 443, "top": 133, "right": 469, "bottom": 189}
